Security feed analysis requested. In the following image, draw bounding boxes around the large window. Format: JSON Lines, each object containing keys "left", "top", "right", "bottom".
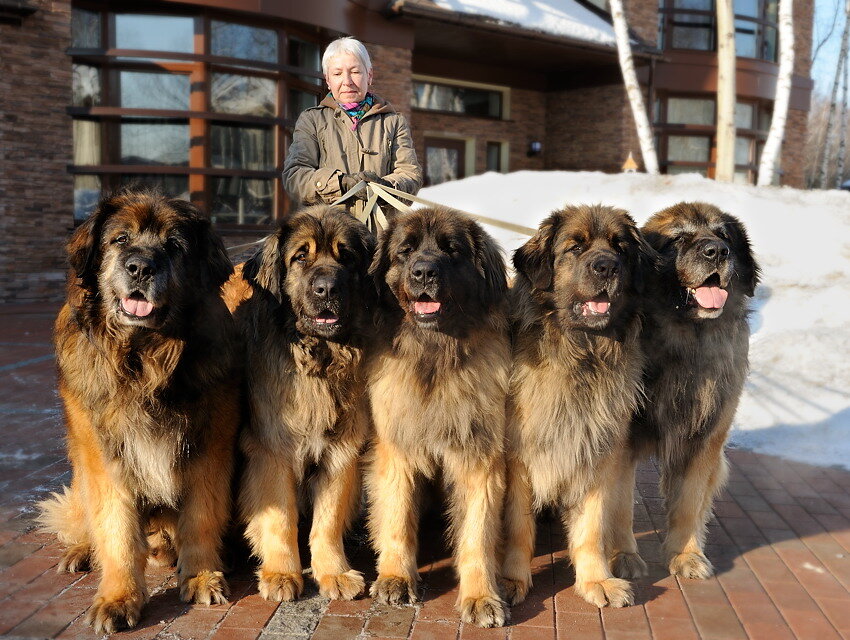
{"left": 654, "top": 94, "right": 774, "bottom": 183}
{"left": 69, "top": 7, "right": 324, "bottom": 225}
{"left": 658, "top": 0, "right": 778, "bottom": 61}
{"left": 412, "top": 79, "right": 505, "bottom": 119}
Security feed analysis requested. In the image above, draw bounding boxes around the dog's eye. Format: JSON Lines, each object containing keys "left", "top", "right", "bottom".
{"left": 294, "top": 251, "right": 307, "bottom": 263}
{"left": 114, "top": 234, "right": 129, "bottom": 245}
{"left": 398, "top": 245, "right": 412, "bottom": 256}
{"left": 167, "top": 237, "right": 183, "bottom": 251}
{"left": 567, "top": 244, "right": 582, "bottom": 254}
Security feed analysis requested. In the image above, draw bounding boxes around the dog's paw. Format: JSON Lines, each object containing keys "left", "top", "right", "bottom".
{"left": 576, "top": 577, "right": 634, "bottom": 608}
{"left": 459, "top": 595, "right": 508, "bottom": 628}
{"left": 147, "top": 531, "right": 177, "bottom": 568}
{"left": 257, "top": 569, "right": 304, "bottom": 602}
{"left": 58, "top": 543, "right": 90, "bottom": 573}
{"left": 316, "top": 570, "right": 365, "bottom": 600}
{"left": 499, "top": 576, "right": 530, "bottom": 606}
{"left": 180, "top": 570, "right": 229, "bottom": 605}
{"left": 86, "top": 593, "right": 144, "bottom": 634}
{"left": 370, "top": 574, "right": 418, "bottom": 605}
{"left": 669, "top": 552, "right": 714, "bottom": 579}
{"left": 611, "top": 552, "right": 648, "bottom": 579}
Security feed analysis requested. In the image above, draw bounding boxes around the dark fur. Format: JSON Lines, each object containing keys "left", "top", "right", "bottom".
{"left": 617, "top": 201, "right": 760, "bottom": 580}
{"left": 502, "top": 205, "right": 655, "bottom": 608}
{"left": 227, "top": 204, "right": 376, "bottom": 602}
{"left": 40, "top": 187, "right": 240, "bottom": 633}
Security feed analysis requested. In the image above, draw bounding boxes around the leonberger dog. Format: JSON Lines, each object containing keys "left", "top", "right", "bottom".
{"left": 610, "top": 202, "right": 759, "bottom": 580}
{"left": 366, "top": 207, "right": 510, "bottom": 627}
{"left": 501, "top": 205, "right": 655, "bottom": 609}
{"left": 38, "top": 188, "right": 239, "bottom": 634}
{"left": 225, "top": 205, "right": 375, "bottom": 602}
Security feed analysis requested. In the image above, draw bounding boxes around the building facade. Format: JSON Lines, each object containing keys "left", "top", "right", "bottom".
{"left": 0, "top": 0, "right": 813, "bottom": 302}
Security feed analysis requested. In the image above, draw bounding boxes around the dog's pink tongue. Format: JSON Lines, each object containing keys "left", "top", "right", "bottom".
{"left": 414, "top": 300, "right": 441, "bottom": 314}
{"left": 122, "top": 298, "right": 154, "bottom": 317}
{"left": 693, "top": 286, "right": 728, "bottom": 309}
{"left": 587, "top": 300, "right": 610, "bottom": 314}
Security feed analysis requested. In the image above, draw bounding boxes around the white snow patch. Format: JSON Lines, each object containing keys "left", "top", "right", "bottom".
{"left": 418, "top": 170, "right": 850, "bottom": 470}
{"left": 430, "top": 0, "right": 619, "bottom": 46}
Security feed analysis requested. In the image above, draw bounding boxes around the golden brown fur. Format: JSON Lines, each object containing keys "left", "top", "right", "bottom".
{"left": 38, "top": 188, "right": 239, "bottom": 634}
{"left": 365, "top": 207, "right": 510, "bottom": 627}
{"left": 502, "top": 205, "right": 656, "bottom": 609}
{"left": 225, "top": 205, "right": 376, "bottom": 602}
{"left": 611, "top": 202, "right": 759, "bottom": 580}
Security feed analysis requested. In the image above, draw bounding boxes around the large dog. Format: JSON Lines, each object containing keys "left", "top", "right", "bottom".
{"left": 366, "top": 207, "right": 510, "bottom": 627}
{"left": 226, "top": 205, "right": 375, "bottom": 602}
{"left": 501, "top": 205, "right": 655, "bottom": 609}
{"left": 610, "top": 202, "right": 759, "bottom": 580}
{"left": 39, "top": 188, "right": 239, "bottom": 634}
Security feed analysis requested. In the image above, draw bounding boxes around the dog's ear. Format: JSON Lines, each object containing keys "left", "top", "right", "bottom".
{"left": 170, "top": 199, "right": 234, "bottom": 292}
{"left": 368, "top": 220, "right": 393, "bottom": 291}
{"left": 243, "top": 224, "right": 286, "bottom": 302}
{"left": 724, "top": 216, "right": 760, "bottom": 297}
{"left": 470, "top": 220, "right": 508, "bottom": 308}
{"left": 625, "top": 217, "right": 661, "bottom": 295}
{"left": 66, "top": 191, "right": 129, "bottom": 290}
{"left": 513, "top": 212, "right": 559, "bottom": 290}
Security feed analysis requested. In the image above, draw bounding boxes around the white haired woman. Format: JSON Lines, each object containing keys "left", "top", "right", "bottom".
{"left": 283, "top": 36, "right": 422, "bottom": 231}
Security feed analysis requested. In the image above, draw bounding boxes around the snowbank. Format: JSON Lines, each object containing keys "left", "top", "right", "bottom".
{"left": 418, "top": 171, "right": 850, "bottom": 469}
{"left": 430, "top": 0, "right": 619, "bottom": 47}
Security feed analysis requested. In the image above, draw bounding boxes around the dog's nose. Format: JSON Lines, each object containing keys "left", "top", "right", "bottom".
{"left": 590, "top": 256, "right": 619, "bottom": 278}
{"left": 411, "top": 259, "right": 440, "bottom": 285}
{"left": 701, "top": 239, "right": 730, "bottom": 261}
{"left": 312, "top": 273, "right": 337, "bottom": 299}
{"left": 125, "top": 255, "right": 156, "bottom": 280}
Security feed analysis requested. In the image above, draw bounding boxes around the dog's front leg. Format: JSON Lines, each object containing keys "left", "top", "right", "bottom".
{"left": 82, "top": 462, "right": 148, "bottom": 634}
{"left": 447, "top": 453, "right": 507, "bottom": 628}
{"left": 567, "top": 454, "right": 634, "bottom": 609}
{"left": 367, "top": 439, "right": 420, "bottom": 604}
{"left": 175, "top": 418, "right": 234, "bottom": 606}
{"left": 608, "top": 448, "right": 647, "bottom": 579}
{"left": 310, "top": 453, "right": 365, "bottom": 600}
{"left": 500, "top": 456, "right": 534, "bottom": 606}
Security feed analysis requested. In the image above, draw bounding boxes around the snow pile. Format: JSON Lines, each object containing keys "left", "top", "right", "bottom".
{"left": 419, "top": 171, "right": 850, "bottom": 469}
{"left": 429, "top": 0, "right": 619, "bottom": 47}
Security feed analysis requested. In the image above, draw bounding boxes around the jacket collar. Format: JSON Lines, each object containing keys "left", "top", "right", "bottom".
{"left": 319, "top": 93, "right": 395, "bottom": 117}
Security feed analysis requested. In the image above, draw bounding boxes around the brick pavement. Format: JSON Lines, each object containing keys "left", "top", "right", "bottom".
{"left": 1, "top": 303, "right": 850, "bottom": 640}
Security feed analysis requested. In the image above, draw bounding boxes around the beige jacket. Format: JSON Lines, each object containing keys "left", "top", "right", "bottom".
{"left": 282, "top": 94, "right": 422, "bottom": 223}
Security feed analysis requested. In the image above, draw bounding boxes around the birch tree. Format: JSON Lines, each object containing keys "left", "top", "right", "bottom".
{"left": 715, "top": 0, "right": 737, "bottom": 182}
{"left": 758, "top": 0, "right": 795, "bottom": 186}
{"left": 609, "top": 0, "right": 659, "bottom": 174}
{"left": 836, "top": 52, "right": 849, "bottom": 187}
{"left": 818, "top": 0, "right": 850, "bottom": 188}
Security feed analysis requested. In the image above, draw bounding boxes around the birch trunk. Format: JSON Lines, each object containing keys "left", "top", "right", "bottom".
{"left": 836, "top": 54, "right": 849, "bottom": 187}
{"left": 715, "top": 0, "right": 737, "bottom": 182}
{"left": 757, "top": 0, "right": 795, "bottom": 186}
{"left": 818, "top": 0, "right": 850, "bottom": 188}
{"left": 609, "top": 0, "right": 659, "bottom": 174}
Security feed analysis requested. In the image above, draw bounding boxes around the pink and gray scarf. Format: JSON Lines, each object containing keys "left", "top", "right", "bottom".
{"left": 335, "top": 92, "right": 375, "bottom": 131}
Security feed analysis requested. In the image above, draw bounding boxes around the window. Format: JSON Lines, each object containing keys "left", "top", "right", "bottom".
{"left": 655, "top": 94, "right": 773, "bottom": 183}
{"left": 486, "top": 142, "right": 504, "bottom": 172}
{"left": 68, "top": 7, "right": 324, "bottom": 224}
{"left": 412, "top": 81, "right": 503, "bottom": 118}
{"left": 658, "top": 0, "right": 779, "bottom": 61}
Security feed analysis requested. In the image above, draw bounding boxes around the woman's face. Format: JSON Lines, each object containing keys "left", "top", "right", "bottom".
{"left": 325, "top": 52, "right": 372, "bottom": 104}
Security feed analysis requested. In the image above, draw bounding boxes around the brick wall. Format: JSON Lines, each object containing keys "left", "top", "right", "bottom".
{"left": 366, "top": 43, "right": 413, "bottom": 122}
{"left": 0, "top": 1, "right": 73, "bottom": 304}
{"left": 623, "top": 0, "right": 659, "bottom": 46}
{"left": 411, "top": 87, "right": 546, "bottom": 180}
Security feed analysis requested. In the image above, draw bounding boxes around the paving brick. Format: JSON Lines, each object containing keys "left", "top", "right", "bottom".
{"left": 600, "top": 605, "right": 652, "bottom": 640}
{"left": 410, "top": 620, "right": 459, "bottom": 640}
{"left": 554, "top": 612, "right": 603, "bottom": 640}
{"left": 311, "top": 614, "right": 364, "bottom": 640}
{"left": 644, "top": 616, "right": 699, "bottom": 640}
{"left": 365, "top": 605, "right": 416, "bottom": 637}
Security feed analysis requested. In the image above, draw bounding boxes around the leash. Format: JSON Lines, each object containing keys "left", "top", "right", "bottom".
{"left": 225, "top": 178, "right": 535, "bottom": 253}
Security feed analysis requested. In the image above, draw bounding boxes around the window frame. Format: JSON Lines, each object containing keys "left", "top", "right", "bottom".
{"left": 411, "top": 74, "right": 511, "bottom": 121}
{"left": 68, "top": 3, "right": 326, "bottom": 228}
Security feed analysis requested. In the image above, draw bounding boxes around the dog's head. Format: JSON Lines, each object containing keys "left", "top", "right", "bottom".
{"left": 514, "top": 204, "right": 656, "bottom": 331}
{"left": 66, "top": 187, "right": 233, "bottom": 331}
{"left": 370, "top": 207, "right": 507, "bottom": 333}
{"left": 242, "top": 204, "right": 375, "bottom": 341}
{"left": 642, "top": 202, "right": 759, "bottom": 320}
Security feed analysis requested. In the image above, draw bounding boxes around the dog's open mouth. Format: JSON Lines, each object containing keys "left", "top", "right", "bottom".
{"left": 314, "top": 309, "right": 339, "bottom": 325}
{"left": 120, "top": 292, "right": 155, "bottom": 318}
{"left": 412, "top": 294, "right": 442, "bottom": 318}
{"left": 581, "top": 292, "right": 611, "bottom": 317}
{"left": 687, "top": 274, "right": 728, "bottom": 310}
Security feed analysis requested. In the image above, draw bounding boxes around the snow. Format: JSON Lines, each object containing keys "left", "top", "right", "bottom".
{"left": 417, "top": 171, "right": 850, "bottom": 469}
{"left": 428, "top": 0, "right": 619, "bottom": 47}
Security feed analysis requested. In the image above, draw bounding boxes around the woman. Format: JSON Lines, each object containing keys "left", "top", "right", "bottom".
{"left": 283, "top": 37, "right": 422, "bottom": 231}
